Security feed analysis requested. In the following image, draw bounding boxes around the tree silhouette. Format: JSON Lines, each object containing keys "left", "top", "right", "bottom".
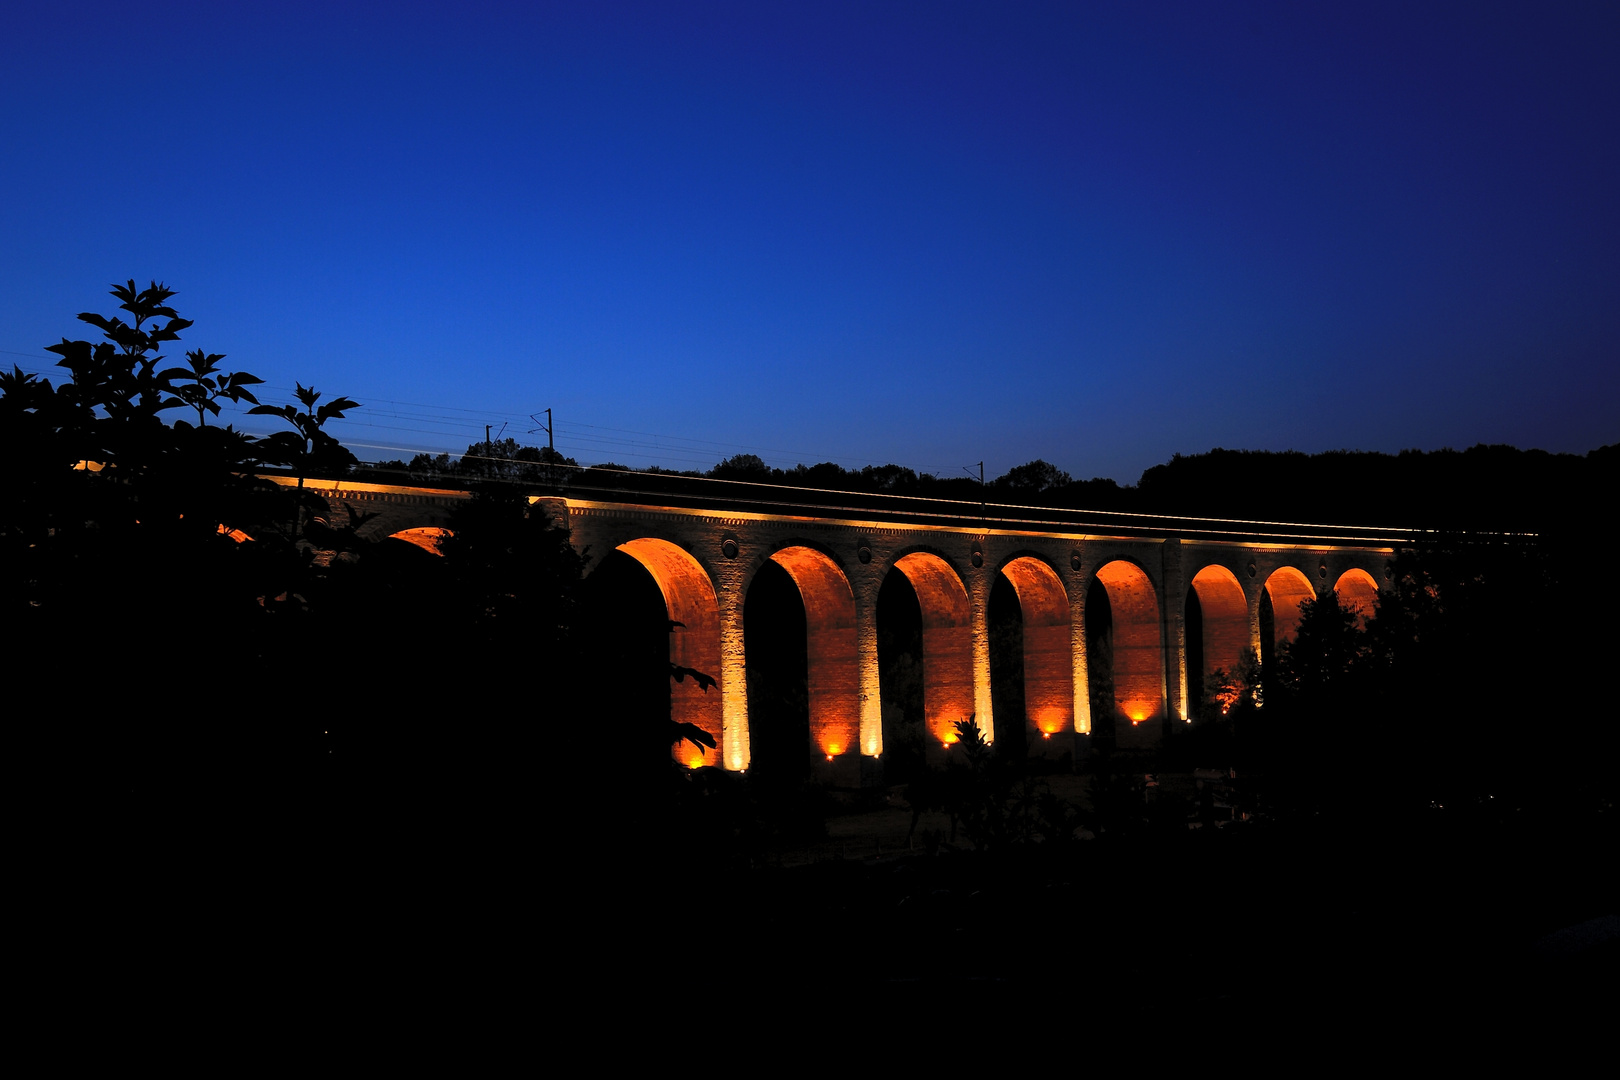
{"left": 165, "top": 348, "right": 262, "bottom": 428}
{"left": 1274, "top": 588, "right": 1372, "bottom": 708}
{"left": 710, "top": 452, "right": 772, "bottom": 481}
{"left": 992, "top": 459, "right": 1073, "bottom": 496}
{"left": 251, "top": 383, "right": 361, "bottom": 539}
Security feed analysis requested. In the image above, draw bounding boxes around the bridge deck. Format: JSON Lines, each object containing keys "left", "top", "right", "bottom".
{"left": 270, "top": 466, "right": 1462, "bottom": 547}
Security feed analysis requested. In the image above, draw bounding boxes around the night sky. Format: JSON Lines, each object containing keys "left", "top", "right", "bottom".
{"left": 3, "top": 2, "right": 1615, "bottom": 482}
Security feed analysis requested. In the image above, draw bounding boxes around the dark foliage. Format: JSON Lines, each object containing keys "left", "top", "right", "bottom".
{"left": 548, "top": 443, "right": 1618, "bottom": 531}
{"left": 437, "top": 488, "right": 587, "bottom": 669}
{"left": 1, "top": 284, "right": 393, "bottom": 890}
{"left": 1135, "top": 444, "right": 1617, "bottom": 529}
{"left": 1182, "top": 532, "right": 1618, "bottom": 826}
{"left": 398, "top": 437, "right": 577, "bottom": 485}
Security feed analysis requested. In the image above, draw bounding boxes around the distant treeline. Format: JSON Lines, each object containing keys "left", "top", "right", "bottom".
{"left": 364, "top": 441, "right": 1617, "bottom": 533}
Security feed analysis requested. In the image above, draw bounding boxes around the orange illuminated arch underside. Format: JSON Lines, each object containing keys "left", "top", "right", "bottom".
{"left": 892, "top": 552, "right": 974, "bottom": 748}
{"left": 1000, "top": 557, "right": 1073, "bottom": 736}
{"left": 618, "top": 538, "right": 723, "bottom": 768}
{"left": 1334, "top": 568, "right": 1380, "bottom": 628}
{"left": 388, "top": 527, "right": 450, "bottom": 555}
{"left": 768, "top": 546, "right": 858, "bottom": 759}
{"left": 1265, "top": 566, "right": 1316, "bottom": 645}
{"left": 1190, "top": 564, "right": 1249, "bottom": 681}
{"left": 1096, "top": 560, "right": 1164, "bottom": 724}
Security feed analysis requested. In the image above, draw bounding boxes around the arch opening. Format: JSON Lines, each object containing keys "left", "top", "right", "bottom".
{"left": 1188, "top": 564, "right": 1250, "bottom": 718}
{"left": 1263, "top": 566, "right": 1317, "bottom": 647}
{"left": 765, "top": 546, "right": 859, "bottom": 770}
{"left": 1087, "top": 560, "right": 1165, "bottom": 739}
{"left": 612, "top": 538, "right": 723, "bottom": 769}
{"left": 998, "top": 557, "right": 1074, "bottom": 746}
{"left": 882, "top": 552, "right": 973, "bottom": 758}
{"left": 581, "top": 549, "right": 681, "bottom": 772}
{"left": 988, "top": 575, "right": 1026, "bottom": 759}
{"left": 388, "top": 527, "right": 449, "bottom": 556}
{"left": 744, "top": 560, "right": 810, "bottom": 785}
{"left": 1333, "top": 568, "right": 1380, "bottom": 629}
{"left": 877, "top": 568, "right": 927, "bottom": 783}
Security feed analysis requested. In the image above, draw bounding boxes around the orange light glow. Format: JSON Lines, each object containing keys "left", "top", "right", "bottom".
{"left": 1032, "top": 707, "right": 1067, "bottom": 735}
{"left": 770, "top": 546, "right": 859, "bottom": 772}
{"left": 892, "top": 552, "right": 974, "bottom": 753}
{"left": 1001, "top": 558, "right": 1075, "bottom": 742}
{"left": 1190, "top": 564, "right": 1248, "bottom": 688}
{"left": 1119, "top": 696, "right": 1154, "bottom": 724}
{"left": 618, "top": 538, "right": 725, "bottom": 769}
{"left": 389, "top": 527, "right": 450, "bottom": 555}
{"left": 1334, "top": 568, "right": 1380, "bottom": 629}
{"left": 1264, "top": 566, "right": 1316, "bottom": 645}
{"left": 1095, "top": 561, "right": 1165, "bottom": 727}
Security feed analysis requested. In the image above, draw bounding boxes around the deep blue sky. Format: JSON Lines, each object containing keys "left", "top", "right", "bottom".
{"left": 3, "top": 2, "right": 1615, "bottom": 481}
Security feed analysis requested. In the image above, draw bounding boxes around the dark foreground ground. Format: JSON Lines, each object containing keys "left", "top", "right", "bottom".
{"left": 572, "top": 780, "right": 1617, "bottom": 1034}
{"left": 39, "top": 740, "right": 1614, "bottom": 1054}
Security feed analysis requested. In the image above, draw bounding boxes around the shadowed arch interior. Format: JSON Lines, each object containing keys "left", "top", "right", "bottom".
{"left": 617, "top": 538, "right": 723, "bottom": 768}
{"left": 768, "top": 546, "right": 859, "bottom": 759}
{"left": 744, "top": 561, "right": 809, "bottom": 782}
{"left": 583, "top": 550, "right": 670, "bottom": 773}
{"left": 1094, "top": 560, "right": 1164, "bottom": 724}
{"left": 999, "top": 557, "right": 1073, "bottom": 738}
{"left": 877, "top": 570, "right": 926, "bottom": 781}
{"left": 1264, "top": 566, "right": 1317, "bottom": 648}
{"left": 1334, "top": 568, "right": 1380, "bottom": 628}
{"left": 892, "top": 552, "right": 974, "bottom": 748}
{"left": 988, "top": 575, "right": 1026, "bottom": 757}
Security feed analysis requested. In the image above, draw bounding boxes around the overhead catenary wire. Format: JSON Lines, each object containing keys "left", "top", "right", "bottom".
{"left": 6, "top": 343, "right": 1524, "bottom": 540}
{"left": 4, "top": 351, "right": 984, "bottom": 479}
{"left": 226, "top": 386, "right": 975, "bottom": 477}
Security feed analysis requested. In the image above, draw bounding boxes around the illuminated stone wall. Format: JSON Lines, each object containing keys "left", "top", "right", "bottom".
{"left": 1264, "top": 566, "right": 1318, "bottom": 647}
{"left": 1094, "top": 558, "right": 1167, "bottom": 746}
{"left": 1000, "top": 556, "right": 1074, "bottom": 744}
{"left": 281, "top": 476, "right": 1392, "bottom": 778}
{"left": 1335, "top": 568, "right": 1381, "bottom": 627}
{"left": 892, "top": 551, "right": 976, "bottom": 759}
{"left": 770, "top": 546, "right": 860, "bottom": 784}
{"left": 266, "top": 475, "right": 471, "bottom": 536}
{"left": 1189, "top": 564, "right": 1252, "bottom": 684}
{"left": 618, "top": 537, "right": 725, "bottom": 769}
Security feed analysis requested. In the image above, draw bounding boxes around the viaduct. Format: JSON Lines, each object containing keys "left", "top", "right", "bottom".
{"left": 275, "top": 472, "right": 1407, "bottom": 783}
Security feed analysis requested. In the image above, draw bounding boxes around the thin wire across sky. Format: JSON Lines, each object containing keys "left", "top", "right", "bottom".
{"left": 3, "top": 347, "right": 972, "bottom": 477}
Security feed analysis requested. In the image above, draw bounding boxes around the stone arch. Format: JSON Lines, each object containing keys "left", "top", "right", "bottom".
{"left": 1188, "top": 563, "right": 1250, "bottom": 688}
{"left": 1263, "top": 566, "right": 1317, "bottom": 647}
{"left": 1334, "top": 567, "right": 1380, "bottom": 628}
{"left": 388, "top": 526, "right": 449, "bottom": 555}
{"left": 1092, "top": 559, "right": 1165, "bottom": 726}
{"left": 616, "top": 537, "right": 723, "bottom": 768}
{"left": 765, "top": 545, "right": 859, "bottom": 762}
{"left": 997, "top": 555, "right": 1073, "bottom": 740}
{"left": 889, "top": 550, "right": 974, "bottom": 750}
